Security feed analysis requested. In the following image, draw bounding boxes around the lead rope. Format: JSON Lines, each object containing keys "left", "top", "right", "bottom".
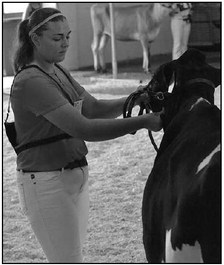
{"left": 145, "top": 106, "right": 159, "bottom": 153}
{"left": 148, "top": 130, "right": 159, "bottom": 152}
{"left": 123, "top": 90, "right": 160, "bottom": 153}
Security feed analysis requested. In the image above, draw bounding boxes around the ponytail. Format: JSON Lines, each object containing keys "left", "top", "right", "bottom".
{"left": 12, "top": 19, "right": 34, "bottom": 73}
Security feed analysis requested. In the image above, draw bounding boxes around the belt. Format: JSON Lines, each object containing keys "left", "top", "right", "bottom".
{"left": 20, "top": 157, "right": 88, "bottom": 173}
{"left": 63, "top": 156, "right": 87, "bottom": 170}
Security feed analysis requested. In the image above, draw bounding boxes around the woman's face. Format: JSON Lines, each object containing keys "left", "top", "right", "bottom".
{"left": 34, "top": 19, "right": 71, "bottom": 64}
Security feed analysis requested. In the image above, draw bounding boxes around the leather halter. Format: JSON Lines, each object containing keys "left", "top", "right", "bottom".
{"left": 148, "top": 78, "right": 216, "bottom": 101}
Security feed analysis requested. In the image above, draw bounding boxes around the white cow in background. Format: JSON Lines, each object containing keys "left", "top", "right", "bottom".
{"left": 90, "top": 3, "right": 171, "bottom": 73}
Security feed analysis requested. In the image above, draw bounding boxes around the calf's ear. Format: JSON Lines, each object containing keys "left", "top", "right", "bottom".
{"left": 177, "top": 48, "right": 206, "bottom": 66}
{"left": 214, "top": 68, "right": 221, "bottom": 88}
{"left": 207, "top": 65, "right": 221, "bottom": 88}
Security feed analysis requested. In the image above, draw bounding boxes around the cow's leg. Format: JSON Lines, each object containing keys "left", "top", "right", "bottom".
{"left": 165, "top": 230, "right": 203, "bottom": 263}
{"left": 142, "top": 176, "right": 165, "bottom": 263}
{"left": 146, "top": 43, "right": 152, "bottom": 73}
{"left": 98, "top": 34, "right": 109, "bottom": 73}
{"left": 140, "top": 39, "right": 151, "bottom": 73}
{"left": 91, "top": 34, "right": 101, "bottom": 72}
{"left": 198, "top": 152, "right": 221, "bottom": 263}
{"left": 140, "top": 38, "right": 148, "bottom": 72}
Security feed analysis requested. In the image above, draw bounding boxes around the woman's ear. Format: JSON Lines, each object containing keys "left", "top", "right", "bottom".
{"left": 30, "top": 33, "right": 40, "bottom": 47}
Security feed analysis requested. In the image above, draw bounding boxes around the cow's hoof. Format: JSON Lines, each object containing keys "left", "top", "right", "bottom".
{"left": 101, "top": 69, "right": 107, "bottom": 74}
{"left": 95, "top": 68, "right": 107, "bottom": 74}
{"left": 96, "top": 68, "right": 101, "bottom": 73}
{"left": 144, "top": 68, "right": 152, "bottom": 74}
{"left": 144, "top": 69, "right": 153, "bottom": 77}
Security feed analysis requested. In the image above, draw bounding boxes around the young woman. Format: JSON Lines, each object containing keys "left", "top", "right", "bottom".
{"left": 11, "top": 7, "right": 162, "bottom": 263}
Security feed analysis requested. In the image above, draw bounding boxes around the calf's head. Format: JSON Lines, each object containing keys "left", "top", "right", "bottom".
{"left": 151, "top": 49, "right": 220, "bottom": 98}
{"left": 148, "top": 49, "right": 220, "bottom": 127}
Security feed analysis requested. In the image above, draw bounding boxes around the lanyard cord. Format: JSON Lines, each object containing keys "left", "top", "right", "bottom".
{"left": 5, "top": 71, "right": 19, "bottom": 123}
{"left": 5, "top": 90, "right": 11, "bottom": 123}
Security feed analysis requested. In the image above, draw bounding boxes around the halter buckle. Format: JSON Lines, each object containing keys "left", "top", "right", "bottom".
{"left": 155, "top": 92, "right": 165, "bottom": 101}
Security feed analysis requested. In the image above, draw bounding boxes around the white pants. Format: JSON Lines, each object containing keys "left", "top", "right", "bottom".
{"left": 171, "top": 14, "right": 191, "bottom": 60}
{"left": 16, "top": 166, "right": 89, "bottom": 263}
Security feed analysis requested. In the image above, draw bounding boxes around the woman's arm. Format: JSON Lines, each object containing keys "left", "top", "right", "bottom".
{"left": 65, "top": 70, "right": 126, "bottom": 119}
{"left": 81, "top": 91, "right": 127, "bottom": 119}
{"left": 44, "top": 103, "right": 162, "bottom": 142}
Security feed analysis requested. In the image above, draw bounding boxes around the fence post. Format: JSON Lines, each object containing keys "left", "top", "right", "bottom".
{"left": 109, "top": 3, "right": 118, "bottom": 79}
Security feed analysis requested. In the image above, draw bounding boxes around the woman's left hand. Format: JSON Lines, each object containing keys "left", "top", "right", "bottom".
{"left": 134, "top": 85, "right": 150, "bottom": 107}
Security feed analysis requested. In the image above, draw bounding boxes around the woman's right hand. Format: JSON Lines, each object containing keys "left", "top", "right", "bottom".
{"left": 143, "top": 113, "right": 163, "bottom": 132}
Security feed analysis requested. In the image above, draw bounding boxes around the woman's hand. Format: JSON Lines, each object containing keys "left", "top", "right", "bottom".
{"left": 143, "top": 112, "right": 163, "bottom": 132}
{"left": 134, "top": 85, "right": 149, "bottom": 107}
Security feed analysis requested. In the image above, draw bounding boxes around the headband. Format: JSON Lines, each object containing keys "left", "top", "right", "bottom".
{"left": 29, "top": 13, "right": 63, "bottom": 36}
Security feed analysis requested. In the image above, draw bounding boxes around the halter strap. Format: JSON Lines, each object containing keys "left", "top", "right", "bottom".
{"left": 185, "top": 78, "right": 216, "bottom": 89}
